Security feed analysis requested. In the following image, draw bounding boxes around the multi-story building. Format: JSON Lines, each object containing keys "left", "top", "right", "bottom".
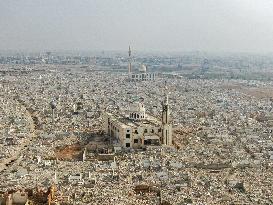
{"left": 103, "top": 94, "right": 172, "bottom": 149}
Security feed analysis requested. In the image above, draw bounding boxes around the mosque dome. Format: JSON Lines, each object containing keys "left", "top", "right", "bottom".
{"left": 139, "top": 64, "right": 147, "bottom": 73}
{"left": 129, "top": 97, "right": 146, "bottom": 120}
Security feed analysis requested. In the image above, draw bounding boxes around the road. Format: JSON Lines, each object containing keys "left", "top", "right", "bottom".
{"left": 0, "top": 100, "right": 37, "bottom": 173}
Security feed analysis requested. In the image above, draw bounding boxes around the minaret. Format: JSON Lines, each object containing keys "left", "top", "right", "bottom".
{"left": 128, "top": 46, "right": 132, "bottom": 73}
{"left": 161, "top": 81, "right": 172, "bottom": 146}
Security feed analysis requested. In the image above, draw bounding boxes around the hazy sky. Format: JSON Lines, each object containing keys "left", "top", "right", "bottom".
{"left": 1, "top": 0, "right": 273, "bottom": 52}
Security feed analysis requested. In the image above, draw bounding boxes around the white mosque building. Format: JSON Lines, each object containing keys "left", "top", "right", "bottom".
{"left": 128, "top": 46, "right": 157, "bottom": 81}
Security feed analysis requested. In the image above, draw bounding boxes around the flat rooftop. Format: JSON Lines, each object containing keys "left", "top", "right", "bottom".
{"left": 107, "top": 112, "right": 161, "bottom": 129}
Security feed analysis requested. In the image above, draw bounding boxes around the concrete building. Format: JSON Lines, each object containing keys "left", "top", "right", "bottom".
{"left": 103, "top": 93, "right": 172, "bottom": 148}
{"left": 129, "top": 71, "right": 157, "bottom": 81}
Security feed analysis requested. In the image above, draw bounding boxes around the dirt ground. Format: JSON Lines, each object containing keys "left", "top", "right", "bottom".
{"left": 221, "top": 83, "right": 273, "bottom": 99}
{"left": 55, "top": 144, "right": 82, "bottom": 160}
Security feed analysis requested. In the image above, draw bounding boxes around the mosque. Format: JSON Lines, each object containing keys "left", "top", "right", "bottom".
{"left": 103, "top": 89, "right": 172, "bottom": 149}
{"left": 127, "top": 46, "right": 157, "bottom": 81}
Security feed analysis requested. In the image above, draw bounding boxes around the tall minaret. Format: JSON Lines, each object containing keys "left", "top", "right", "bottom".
{"left": 161, "top": 81, "right": 172, "bottom": 146}
{"left": 128, "top": 46, "right": 132, "bottom": 74}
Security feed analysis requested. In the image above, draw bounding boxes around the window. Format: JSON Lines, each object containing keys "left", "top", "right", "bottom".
{"left": 158, "top": 128, "right": 162, "bottom": 132}
{"left": 135, "top": 130, "right": 138, "bottom": 134}
{"left": 127, "top": 130, "right": 130, "bottom": 133}
{"left": 134, "top": 139, "right": 138, "bottom": 143}
{"left": 126, "top": 143, "right": 130, "bottom": 147}
{"left": 144, "top": 129, "right": 147, "bottom": 133}
{"left": 126, "top": 134, "right": 130, "bottom": 138}
{"left": 151, "top": 129, "right": 154, "bottom": 133}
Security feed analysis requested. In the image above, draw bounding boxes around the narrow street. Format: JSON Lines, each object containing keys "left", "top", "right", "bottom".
{"left": 0, "top": 100, "right": 37, "bottom": 173}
